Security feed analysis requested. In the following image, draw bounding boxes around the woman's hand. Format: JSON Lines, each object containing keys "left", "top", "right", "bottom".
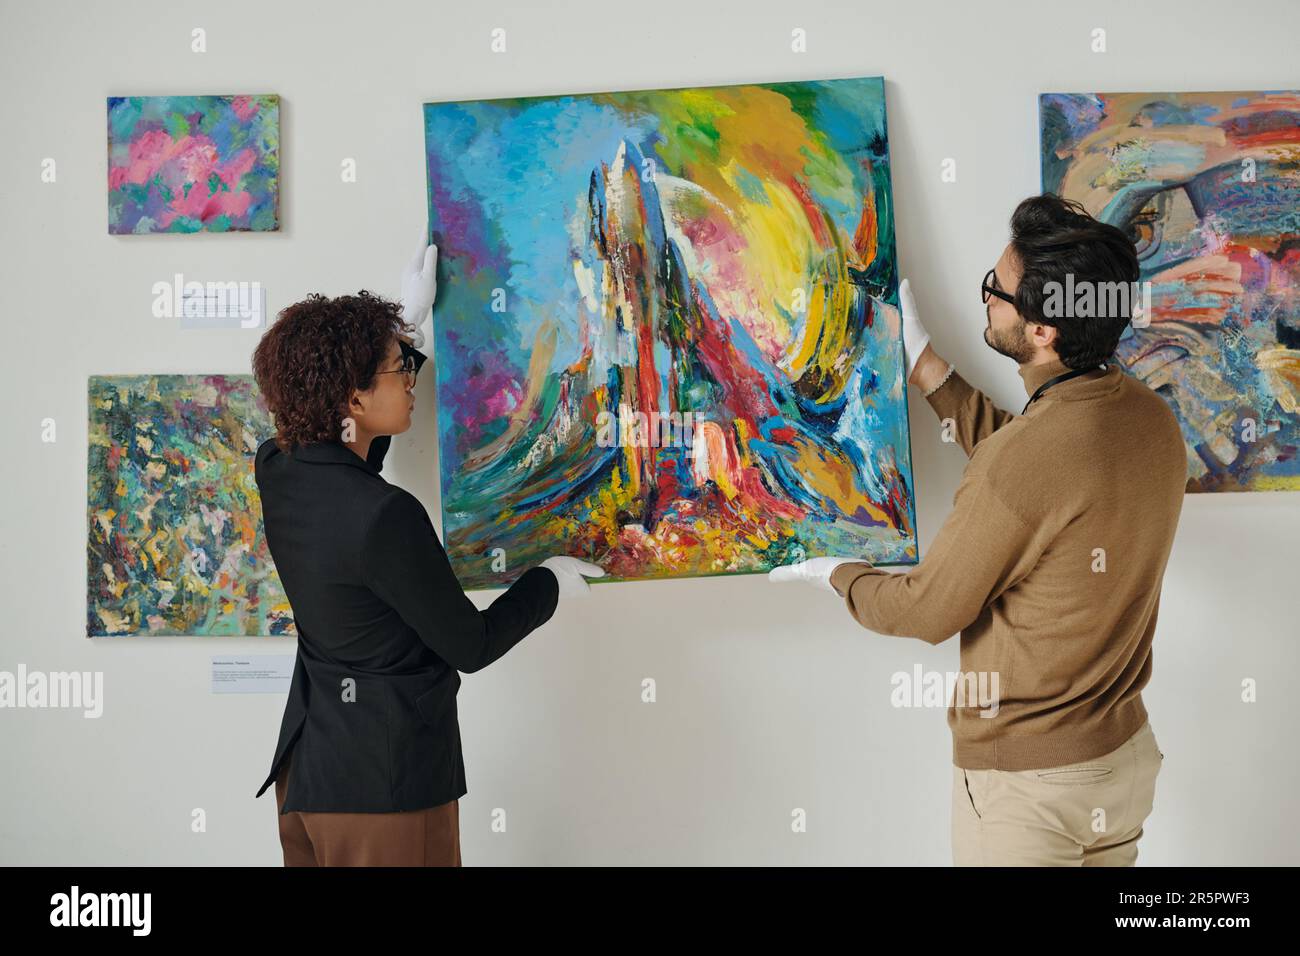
{"left": 401, "top": 232, "right": 439, "bottom": 349}
{"left": 539, "top": 556, "right": 606, "bottom": 598}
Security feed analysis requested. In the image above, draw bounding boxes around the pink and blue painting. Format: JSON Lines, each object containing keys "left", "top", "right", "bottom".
{"left": 423, "top": 76, "right": 918, "bottom": 589}
{"left": 1041, "top": 91, "right": 1300, "bottom": 492}
{"left": 107, "top": 95, "right": 280, "bottom": 234}
{"left": 87, "top": 375, "right": 292, "bottom": 636}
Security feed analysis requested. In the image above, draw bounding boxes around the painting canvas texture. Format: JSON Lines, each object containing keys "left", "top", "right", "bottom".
{"left": 87, "top": 375, "right": 292, "bottom": 636}
{"left": 1041, "top": 91, "right": 1300, "bottom": 492}
{"left": 423, "top": 76, "right": 917, "bottom": 589}
{"left": 107, "top": 94, "right": 280, "bottom": 234}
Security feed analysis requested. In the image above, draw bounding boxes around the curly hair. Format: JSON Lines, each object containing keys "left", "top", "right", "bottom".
{"left": 252, "top": 290, "right": 410, "bottom": 450}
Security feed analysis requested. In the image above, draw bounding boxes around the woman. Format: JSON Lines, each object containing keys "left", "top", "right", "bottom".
{"left": 250, "top": 240, "right": 602, "bottom": 866}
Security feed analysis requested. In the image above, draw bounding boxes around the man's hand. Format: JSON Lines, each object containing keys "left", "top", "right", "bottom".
{"left": 539, "top": 556, "right": 606, "bottom": 598}
{"left": 768, "top": 557, "right": 863, "bottom": 593}
{"left": 401, "top": 232, "right": 439, "bottom": 349}
{"left": 898, "top": 277, "right": 951, "bottom": 393}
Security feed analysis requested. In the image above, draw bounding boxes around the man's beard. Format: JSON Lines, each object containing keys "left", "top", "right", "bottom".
{"left": 984, "top": 315, "right": 1036, "bottom": 364}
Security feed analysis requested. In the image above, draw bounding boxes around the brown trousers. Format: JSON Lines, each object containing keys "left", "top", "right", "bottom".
{"left": 274, "top": 751, "right": 462, "bottom": 866}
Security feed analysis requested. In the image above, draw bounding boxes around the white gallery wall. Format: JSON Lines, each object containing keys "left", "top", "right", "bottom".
{"left": 0, "top": 0, "right": 1296, "bottom": 865}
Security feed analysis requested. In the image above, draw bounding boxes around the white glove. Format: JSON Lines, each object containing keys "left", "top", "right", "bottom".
{"left": 539, "top": 556, "right": 606, "bottom": 598}
{"left": 898, "top": 277, "right": 931, "bottom": 379}
{"left": 768, "top": 557, "right": 862, "bottom": 593}
{"left": 400, "top": 232, "right": 439, "bottom": 350}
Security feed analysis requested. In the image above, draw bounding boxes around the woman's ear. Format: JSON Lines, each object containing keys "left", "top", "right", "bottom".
{"left": 346, "top": 390, "right": 368, "bottom": 429}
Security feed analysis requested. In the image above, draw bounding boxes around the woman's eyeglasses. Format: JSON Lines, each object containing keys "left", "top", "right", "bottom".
{"left": 375, "top": 354, "right": 418, "bottom": 385}
{"left": 982, "top": 267, "right": 1016, "bottom": 305}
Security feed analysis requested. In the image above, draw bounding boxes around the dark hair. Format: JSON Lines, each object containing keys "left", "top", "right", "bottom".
{"left": 1009, "top": 193, "right": 1140, "bottom": 368}
{"left": 252, "top": 290, "right": 408, "bottom": 450}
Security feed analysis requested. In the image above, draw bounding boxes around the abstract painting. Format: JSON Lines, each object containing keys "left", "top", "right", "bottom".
{"left": 1041, "top": 91, "right": 1300, "bottom": 492}
{"left": 87, "top": 375, "right": 292, "bottom": 636}
{"left": 423, "top": 76, "right": 917, "bottom": 589}
{"left": 107, "top": 95, "right": 280, "bottom": 234}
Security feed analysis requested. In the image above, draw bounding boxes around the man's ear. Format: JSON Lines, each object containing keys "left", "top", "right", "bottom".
{"left": 1030, "top": 322, "right": 1058, "bottom": 348}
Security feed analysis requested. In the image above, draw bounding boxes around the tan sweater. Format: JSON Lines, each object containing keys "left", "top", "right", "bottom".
{"left": 831, "top": 358, "right": 1186, "bottom": 770}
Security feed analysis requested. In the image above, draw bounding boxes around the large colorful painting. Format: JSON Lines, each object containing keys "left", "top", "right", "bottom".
{"left": 87, "top": 375, "right": 292, "bottom": 636}
{"left": 107, "top": 95, "right": 280, "bottom": 234}
{"left": 1041, "top": 91, "right": 1300, "bottom": 492}
{"left": 423, "top": 76, "right": 917, "bottom": 589}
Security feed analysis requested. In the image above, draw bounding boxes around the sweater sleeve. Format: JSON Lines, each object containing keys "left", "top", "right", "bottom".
{"left": 360, "top": 489, "right": 560, "bottom": 672}
{"left": 925, "top": 368, "right": 1017, "bottom": 457}
{"left": 827, "top": 468, "right": 1049, "bottom": 644}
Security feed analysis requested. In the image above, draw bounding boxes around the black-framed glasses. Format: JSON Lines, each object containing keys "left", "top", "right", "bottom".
{"left": 982, "top": 267, "right": 1016, "bottom": 305}
{"left": 375, "top": 353, "right": 418, "bottom": 385}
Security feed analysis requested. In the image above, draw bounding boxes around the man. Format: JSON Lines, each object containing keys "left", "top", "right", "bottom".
{"left": 772, "top": 194, "right": 1186, "bottom": 866}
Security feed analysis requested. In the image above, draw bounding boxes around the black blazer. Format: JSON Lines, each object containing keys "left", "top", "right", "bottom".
{"left": 252, "top": 431, "right": 559, "bottom": 813}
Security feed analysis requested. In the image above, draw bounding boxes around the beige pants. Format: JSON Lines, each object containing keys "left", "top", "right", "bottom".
{"left": 952, "top": 721, "right": 1164, "bottom": 866}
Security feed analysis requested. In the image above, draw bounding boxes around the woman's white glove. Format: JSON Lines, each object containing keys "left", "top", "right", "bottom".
{"left": 400, "top": 232, "right": 439, "bottom": 350}
{"left": 898, "top": 278, "right": 931, "bottom": 380}
{"left": 539, "top": 556, "right": 606, "bottom": 598}
{"left": 767, "top": 557, "right": 861, "bottom": 593}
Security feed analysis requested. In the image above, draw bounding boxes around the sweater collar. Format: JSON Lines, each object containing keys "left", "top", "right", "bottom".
{"left": 290, "top": 439, "right": 381, "bottom": 476}
{"left": 1017, "top": 358, "right": 1074, "bottom": 397}
{"left": 1013, "top": 356, "right": 1118, "bottom": 405}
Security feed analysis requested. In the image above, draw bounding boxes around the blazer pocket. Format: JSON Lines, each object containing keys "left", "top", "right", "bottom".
{"left": 1034, "top": 765, "right": 1113, "bottom": 785}
{"left": 415, "top": 683, "right": 453, "bottom": 728}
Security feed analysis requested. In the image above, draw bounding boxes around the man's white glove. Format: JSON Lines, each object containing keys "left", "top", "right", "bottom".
{"left": 539, "top": 556, "right": 606, "bottom": 598}
{"left": 400, "top": 232, "right": 439, "bottom": 350}
{"left": 767, "top": 557, "right": 862, "bottom": 593}
{"left": 898, "top": 277, "right": 931, "bottom": 380}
